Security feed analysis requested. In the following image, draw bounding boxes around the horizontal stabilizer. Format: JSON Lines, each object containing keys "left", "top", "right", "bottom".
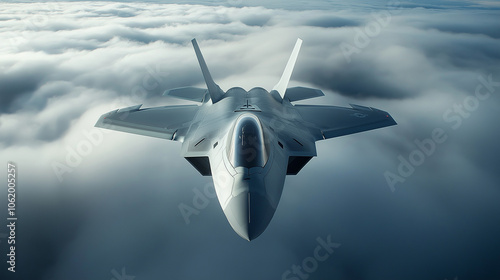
{"left": 285, "top": 87, "right": 324, "bottom": 102}
{"left": 164, "top": 87, "right": 208, "bottom": 102}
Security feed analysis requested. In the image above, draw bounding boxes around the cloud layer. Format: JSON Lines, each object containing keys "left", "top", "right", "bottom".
{"left": 1, "top": 1, "right": 499, "bottom": 280}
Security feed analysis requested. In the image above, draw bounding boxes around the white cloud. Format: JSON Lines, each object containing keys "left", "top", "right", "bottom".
{"left": 1, "top": 2, "right": 499, "bottom": 280}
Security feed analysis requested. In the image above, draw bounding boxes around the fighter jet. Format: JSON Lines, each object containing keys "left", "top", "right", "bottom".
{"left": 95, "top": 38, "right": 396, "bottom": 241}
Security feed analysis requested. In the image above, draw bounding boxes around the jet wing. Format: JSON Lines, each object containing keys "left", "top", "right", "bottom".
{"left": 295, "top": 103, "right": 396, "bottom": 141}
{"left": 95, "top": 104, "right": 199, "bottom": 142}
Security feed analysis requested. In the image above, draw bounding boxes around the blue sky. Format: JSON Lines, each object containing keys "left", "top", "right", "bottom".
{"left": 1, "top": 1, "right": 500, "bottom": 280}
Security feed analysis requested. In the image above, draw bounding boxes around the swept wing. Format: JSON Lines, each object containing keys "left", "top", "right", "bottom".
{"left": 95, "top": 104, "right": 199, "bottom": 142}
{"left": 295, "top": 103, "right": 396, "bottom": 140}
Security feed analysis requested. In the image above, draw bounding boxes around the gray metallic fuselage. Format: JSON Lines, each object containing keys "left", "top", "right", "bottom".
{"left": 181, "top": 87, "right": 311, "bottom": 240}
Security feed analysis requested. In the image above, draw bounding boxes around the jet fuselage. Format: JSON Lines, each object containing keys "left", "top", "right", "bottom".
{"left": 181, "top": 87, "right": 312, "bottom": 240}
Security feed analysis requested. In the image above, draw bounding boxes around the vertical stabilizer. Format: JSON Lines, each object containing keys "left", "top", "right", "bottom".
{"left": 191, "top": 39, "right": 224, "bottom": 103}
{"left": 271, "top": 38, "right": 302, "bottom": 101}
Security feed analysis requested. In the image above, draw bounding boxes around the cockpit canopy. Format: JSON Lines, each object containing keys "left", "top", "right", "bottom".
{"left": 228, "top": 114, "right": 269, "bottom": 168}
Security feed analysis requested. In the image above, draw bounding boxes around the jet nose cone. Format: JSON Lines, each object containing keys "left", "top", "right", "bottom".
{"left": 225, "top": 191, "right": 275, "bottom": 241}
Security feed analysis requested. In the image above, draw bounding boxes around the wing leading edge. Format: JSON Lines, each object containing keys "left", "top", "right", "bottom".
{"left": 295, "top": 103, "right": 396, "bottom": 141}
